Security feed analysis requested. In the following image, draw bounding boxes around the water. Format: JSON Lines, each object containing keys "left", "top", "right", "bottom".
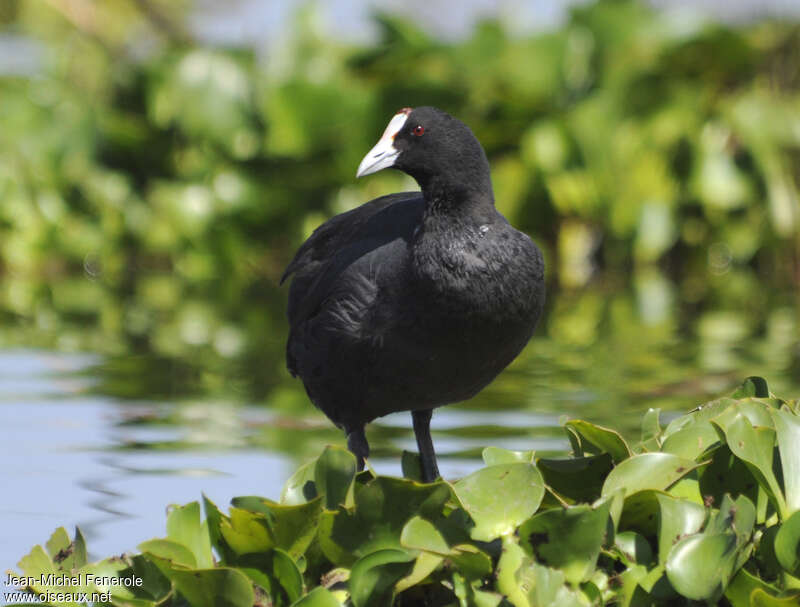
{"left": 2, "top": 277, "right": 799, "bottom": 577}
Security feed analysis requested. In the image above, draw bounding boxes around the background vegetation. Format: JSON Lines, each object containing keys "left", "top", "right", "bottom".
{"left": 0, "top": 2, "right": 798, "bottom": 442}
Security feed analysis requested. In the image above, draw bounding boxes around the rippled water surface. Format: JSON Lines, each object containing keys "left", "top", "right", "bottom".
{"left": 2, "top": 278, "right": 799, "bottom": 574}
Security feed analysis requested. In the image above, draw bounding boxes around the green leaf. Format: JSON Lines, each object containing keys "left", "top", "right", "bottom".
{"left": 771, "top": 407, "right": 800, "bottom": 513}
{"left": 281, "top": 460, "right": 319, "bottom": 505}
{"left": 750, "top": 589, "right": 800, "bottom": 606}
{"left": 698, "top": 445, "right": 760, "bottom": 515}
{"left": 166, "top": 502, "right": 214, "bottom": 568}
{"left": 730, "top": 376, "right": 770, "bottom": 398}
{"left": 166, "top": 567, "right": 255, "bottom": 607}
{"left": 482, "top": 446, "right": 535, "bottom": 465}
{"left": 219, "top": 507, "right": 272, "bottom": 556}
{"left": 640, "top": 408, "right": 662, "bottom": 451}
{"left": 496, "top": 538, "right": 529, "bottom": 607}
{"left": 348, "top": 549, "right": 414, "bottom": 607}
{"left": 203, "top": 494, "right": 236, "bottom": 564}
{"left": 655, "top": 493, "right": 706, "bottom": 563}
{"left": 614, "top": 531, "right": 654, "bottom": 566}
{"left": 665, "top": 532, "right": 739, "bottom": 601}
{"left": 713, "top": 413, "right": 787, "bottom": 517}
{"left": 775, "top": 510, "right": 800, "bottom": 576}
{"left": 724, "top": 568, "right": 781, "bottom": 607}
{"left": 231, "top": 495, "right": 323, "bottom": 559}
{"left": 139, "top": 539, "right": 198, "bottom": 568}
{"left": 271, "top": 548, "right": 304, "bottom": 603}
{"left": 400, "top": 516, "right": 450, "bottom": 554}
{"left": 45, "top": 527, "right": 80, "bottom": 572}
{"left": 565, "top": 420, "right": 632, "bottom": 463}
{"left": 537, "top": 454, "right": 613, "bottom": 503}
{"left": 401, "top": 451, "right": 423, "bottom": 481}
{"left": 518, "top": 500, "right": 611, "bottom": 585}
{"left": 394, "top": 551, "right": 443, "bottom": 592}
{"left": 602, "top": 453, "right": 698, "bottom": 525}
{"left": 660, "top": 399, "right": 732, "bottom": 459}
{"left": 516, "top": 559, "right": 589, "bottom": 607}
{"left": 452, "top": 463, "right": 545, "bottom": 541}
{"left": 290, "top": 587, "right": 343, "bottom": 607}
{"left": 319, "top": 477, "right": 451, "bottom": 563}
{"left": 315, "top": 446, "right": 357, "bottom": 510}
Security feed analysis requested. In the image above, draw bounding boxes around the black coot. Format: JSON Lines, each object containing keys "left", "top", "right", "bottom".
{"left": 281, "top": 106, "right": 545, "bottom": 482}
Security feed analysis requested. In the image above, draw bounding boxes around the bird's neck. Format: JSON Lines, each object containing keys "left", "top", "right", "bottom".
{"left": 420, "top": 172, "right": 495, "bottom": 223}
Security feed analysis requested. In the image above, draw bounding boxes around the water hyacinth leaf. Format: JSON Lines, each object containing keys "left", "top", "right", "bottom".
{"left": 401, "top": 451, "right": 423, "bottom": 481}
{"left": 618, "top": 490, "right": 661, "bottom": 538}
{"left": 713, "top": 400, "right": 775, "bottom": 433}
{"left": 565, "top": 420, "right": 631, "bottom": 463}
{"left": 713, "top": 414, "right": 787, "bottom": 517}
{"left": 72, "top": 528, "right": 88, "bottom": 570}
{"left": 482, "top": 446, "right": 535, "bottom": 466}
{"left": 394, "top": 550, "right": 443, "bottom": 592}
{"left": 400, "top": 515, "right": 450, "bottom": 554}
{"left": 452, "top": 571, "right": 504, "bottom": 607}
{"left": 774, "top": 510, "right": 800, "bottom": 576}
{"left": 536, "top": 453, "right": 613, "bottom": 503}
{"left": 271, "top": 548, "right": 304, "bottom": 604}
{"left": 641, "top": 408, "right": 662, "bottom": 446}
{"left": 601, "top": 453, "right": 698, "bottom": 499}
{"left": 166, "top": 502, "right": 214, "bottom": 569}
{"left": 656, "top": 493, "right": 707, "bottom": 563}
{"left": 724, "top": 567, "right": 781, "bottom": 607}
{"left": 665, "top": 532, "right": 739, "bottom": 601}
{"left": 139, "top": 539, "right": 198, "bottom": 568}
{"left": 45, "top": 527, "right": 80, "bottom": 572}
{"left": 617, "top": 563, "right": 649, "bottom": 607}
{"left": 709, "top": 495, "right": 757, "bottom": 544}
{"left": 518, "top": 500, "right": 611, "bottom": 585}
{"left": 660, "top": 399, "right": 734, "bottom": 459}
{"left": 516, "top": 560, "right": 588, "bottom": 607}
{"left": 319, "top": 477, "right": 451, "bottom": 562}
{"left": 496, "top": 538, "right": 529, "bottom": 607}
{"left": 219, "top": 507, "right": 272, "bottom": 556}
{"left": 452, "top": 463, "right": 545, "bottom": 541}
{"left": 290, "top": 587, "right": 343, "bottom": 607}
{"left": 614, "top": 531, "right": 654, "bottom": 566}
{"left": 698, "top": 446, "right": 760, "bottom": 514}
{"left": 449, "top": 544, "right": 493, "bottom": 579}
{"left": 348, "top": 549, "right": 414, "bottom": 607}
{"left": 88, "top": 554, "right": 172, "bottom": 603}
{"left": 660, "top": 421, "right": 721, "bottom": 460}
{"left": 203, "top": 494, "right": 236, "bottom": 564}
{"left": 730, "top": 376, "right": 770, "bottom": 398}
{"left": 750, "top": 589, "right": 800, "bottom": 606}
{"left": 315, "top": 446, "right": 357, "bottom": 510}
{"left": 166, "top": 567, "right": 255, "bottom": 607}
{"left": 230, "top": 495, "right": 323, "bottom": 559}
{"left": 281, "top": 460, "right": 319, "bottom": 505}
{"left": 771, "top": 407, "right": 800, "bottom": 513}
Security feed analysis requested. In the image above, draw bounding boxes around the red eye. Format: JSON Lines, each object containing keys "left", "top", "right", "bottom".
{"left": 412, "top": 125, "right": 425, "bottom": 136}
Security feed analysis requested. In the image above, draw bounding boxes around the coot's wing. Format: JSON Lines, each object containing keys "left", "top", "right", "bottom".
{"left": 281, "top": 191, "right": 423, "bottom": 329}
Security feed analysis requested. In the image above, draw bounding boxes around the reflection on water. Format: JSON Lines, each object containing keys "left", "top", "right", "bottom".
{"left": 1, "top": 274, "right": 799, "bottom": 571}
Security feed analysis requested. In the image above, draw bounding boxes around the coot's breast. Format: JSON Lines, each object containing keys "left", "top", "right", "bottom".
{"left": 358, "top": 222, "right": 546, "bottom": 420}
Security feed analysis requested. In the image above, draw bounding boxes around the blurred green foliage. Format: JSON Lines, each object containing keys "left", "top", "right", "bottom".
{"left": 0, "top": 0, "right": 798, "bottom": 405}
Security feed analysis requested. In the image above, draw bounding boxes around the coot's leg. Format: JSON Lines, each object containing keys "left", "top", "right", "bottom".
{"left": 412, "top": 409, "right": 440, "bottom": 482}
{"left": 347, "top": 426, "right": 370, "bottom": 471}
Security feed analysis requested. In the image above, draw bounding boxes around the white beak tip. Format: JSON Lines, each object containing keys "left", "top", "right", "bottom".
{"left": 355, "top": 111, "right": 410, "bottom": 178}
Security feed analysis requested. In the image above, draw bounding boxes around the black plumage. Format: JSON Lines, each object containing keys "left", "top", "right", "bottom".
{"left": 281, "top": 106, "right": 545, "bottom": 481}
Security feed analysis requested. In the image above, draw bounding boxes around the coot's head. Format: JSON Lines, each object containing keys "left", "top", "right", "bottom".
{"left": 357, "top": 106, "right": 492, "bottom": 201}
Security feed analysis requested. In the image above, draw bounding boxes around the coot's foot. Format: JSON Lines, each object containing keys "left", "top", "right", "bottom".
{"left": 412, "top": 409, "right": 440, "bottom": 482}
{"left": 347, "top": 426, "right": 369, "bottom": 471}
